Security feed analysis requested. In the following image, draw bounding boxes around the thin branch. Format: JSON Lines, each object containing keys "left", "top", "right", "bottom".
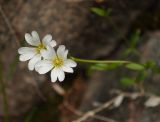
{"left": 72, "top": 96, "right": 118, "bottom": 122}
{"left": 52, "top": 83, "right": 66, "bottom": 96}
{"left": 64, "top": 102, "right": 83, "bottom": 116}
{"left": 71, "top": 89, "right": 153, "bottom": 122}
{"left": 93, "top": 115, "right": 118, "bottom": 122}
{"left": 64, "top": 102, "right": 117, "bottom": 122}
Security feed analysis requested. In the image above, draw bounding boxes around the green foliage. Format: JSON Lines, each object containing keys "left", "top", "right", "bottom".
{"left": 87, "top": 63, "right": 121, "bottom": 75}
{"left": 120, "top": 77, "right": 135, "bottom": 87}
{"left": 123, "top": 30, "right": 141, "bottom": 56}
{"left": 130, "top": 30, "right": 141, "bottom": 47}
{"left": 91, "top": 7, "right": 112, "bottom": 17}
{"left": 126, "top": 63, "right": 145, "bottom": 71}
{"left": 144, "top": 60, "right": 156, "bottom": 69}
{"left": 136, "top": 71, "right": 147, "bottom": 83}
{"left": 89, "top": 63, "right": 120, "bottom": 71}
{"left": 120, "top": 70, "right": 147, "bottom": 87}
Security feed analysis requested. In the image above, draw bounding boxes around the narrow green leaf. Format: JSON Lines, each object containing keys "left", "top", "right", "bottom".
{"left": 136, "top": 71, "right": 147, "bottom": 82}
{"left": 130, "top": 30, "right": 141, "bottom": 47}
{"left": 144, "top": 60, "right": 156, "bottom": 69}
{"left": 91, "top": 7, "right": 112, "bottom": 17}
{"left": 126, "top": 63, "right": 145, "bottom": 70}
{"left": 120, "top": 77, "right": 135, "bottom": 87}
{"left": 89, "top": 63, "right": 120, "bottom": 71}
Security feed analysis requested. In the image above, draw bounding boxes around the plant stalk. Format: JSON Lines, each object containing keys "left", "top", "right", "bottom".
{"left": 71, "top": 57, "right": 132, "bottom": 64}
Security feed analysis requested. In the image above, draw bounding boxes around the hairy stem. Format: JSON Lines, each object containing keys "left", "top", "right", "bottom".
{"left": 71, "top": 57, "right": 132, "bottom": 64}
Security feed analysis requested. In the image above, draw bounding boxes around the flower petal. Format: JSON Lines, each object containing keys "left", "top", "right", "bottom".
{"left": 35, "top": 60, "right": 53, "bottom": 74}
{"left": 41, "top": 46, "right": 56, "bottom": 60}
{"left": 51, "top": 68, "right": 58, "bottom": 82}
{"left": 28, "top": 54, "right": 41, "bottom": 71}
{"left": 49, "top": 40, "right": 57, "bottom": 47}
{"left": 51, "top": 68, "right": 65, "bottom": 82}
{"left": 19, "top": 52, "right": 36, "bottom": 61}
{"left": 42, "top": 34, "right": 52, "bottom": 45}
{"left": 58, "top": 68, "right": 65, "bottom": 82}
{"left": 57, "top": 45, "right": 67, "bottom": 59}
{"left": 31, "top": 31, "right": 40, "bottom": 45}
{"left": 64, "top": 50, "right": 68, "bottom": 59}
{"left": 18, "top": 47, "right": 36, "bottom": 54}
{"left": 62, "top": 65, "right": 73, "bottom": 73}
{"left": 65, "top": 59, "right": 77, "bottom": 67}
{"left": 25, "top": 33, "right": 37, "bottom": 46}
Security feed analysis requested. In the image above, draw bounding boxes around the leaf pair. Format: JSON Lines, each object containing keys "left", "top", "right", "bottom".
{"left": 125, "top": 63, "right": 145, "bottom": 71}
{"left": 91, "top": 7, "right": 112, "bottom": 17}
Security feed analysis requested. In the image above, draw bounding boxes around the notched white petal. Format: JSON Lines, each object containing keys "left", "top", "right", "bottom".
{"left": 57, "top": 68, "right": 65, "bottom": 82}
{"left": 18, "top": 47, "right": 36, "bottom": 54}
{"left": 57, "top": 45, "right": 66, "bottom": 59}
{"left": 25, "top": 33, "right": 33, "bottom": 45}
{"left": 19, "top": 53, "right": 36, "bottom": 61}
{"left": 51, "top": 68, "right": 58, "bottom": 82}
{"left": 40, "top": 49, "right": 50, "bottom": 59}
{"left": 41, "top": 46, "right": 56, "bottom": 60}
{"left": 51, "top": 68, "right": 65, "bottom": 82}
{"left": 25, "top": 33, "right": 38, "bottom": 46}
{"left": 50, "top": 40, "right": 57, "bottom": 47}
{"left": 35, "top": 60, "right": 53, "bottom": 74}
{"left": 28, "top": 54, "right": 41, "bottom": 71}
{"left": 31, "top": 31, "right": 40, "bottom": 45}
{"left": 62, "top": 66, "right": 73, "bottom": 73}
{"left": 63, "top": 50, "right": 68, "bottom": 59}
{"left": 65, "top": 59, "right": 77, "bottom": 67}
{"left": 42, "top": 34, "right": 52, "bottom": 45}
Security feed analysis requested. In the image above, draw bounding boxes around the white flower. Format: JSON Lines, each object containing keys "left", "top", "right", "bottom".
{"left": 35, "top": 45, "right": 77, "bottom": 82}
{"left": 18, "top": 31, "right": 56, "bottom": 71}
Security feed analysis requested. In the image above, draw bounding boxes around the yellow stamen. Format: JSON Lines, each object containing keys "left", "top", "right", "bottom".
{"left": 36, "top": 43, "right": 45, "bottom": 53}
{"left": 53, "top": 57, "right": 63, "bottom": 67}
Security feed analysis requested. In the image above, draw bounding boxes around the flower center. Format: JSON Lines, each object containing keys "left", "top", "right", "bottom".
{"left": 53, "top": 57, "right": 63, "bottom": 67}
{"left": 36, "top": 43, "right": 45, "bottom": 53}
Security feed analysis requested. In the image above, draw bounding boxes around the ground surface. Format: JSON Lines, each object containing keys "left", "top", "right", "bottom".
{"left": 0, "top": 0, "right": 160, "bottom": 122}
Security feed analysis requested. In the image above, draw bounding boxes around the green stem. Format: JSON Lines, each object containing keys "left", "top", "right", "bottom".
{"left": 71, "top": 57, "right": 132, "bottom": 64}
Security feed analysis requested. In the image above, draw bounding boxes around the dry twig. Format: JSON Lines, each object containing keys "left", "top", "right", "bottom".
{"left": 69, "top": 89, "right": 153, "bottom": 122}
{"left": 64, "top": 100, "right": 118, "bottom": 122}
{"left": 52, "top": 83, "right": 66, "bottom": 96}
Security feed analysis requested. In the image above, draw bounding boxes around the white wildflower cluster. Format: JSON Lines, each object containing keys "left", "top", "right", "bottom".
{"left": 18, "top": 31, "right": 77, "bottom": 82}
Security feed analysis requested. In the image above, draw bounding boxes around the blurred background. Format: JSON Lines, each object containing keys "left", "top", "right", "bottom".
{"left": 1, "top": 0, "right": 160, "bottom": 122}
